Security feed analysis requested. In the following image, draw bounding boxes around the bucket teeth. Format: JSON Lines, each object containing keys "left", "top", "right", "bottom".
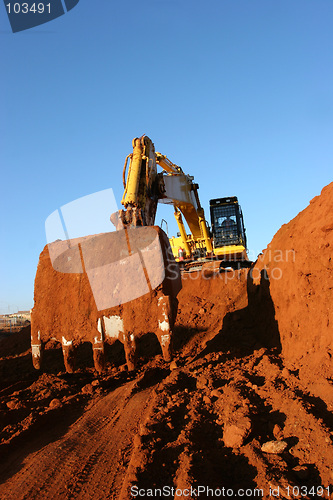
{"left": 62, "top": 338, "right": 76, "bottom": 373}
{"left": 31, "top": 343, "right": 43, "bottom": 370}
{"left": 93, "top": 319, "right": 105, "bottom": 372}
{"left": 93, "top": 344, "right": 105, "bottom": 372}
{"left": 123, "top": 333, "right": 137, "bottom": 371}
{"left": 156, "top": 295, "right": 175, "bottom": 362}
{"left": 31, "top": 328, "right": 43, "bottom": 369}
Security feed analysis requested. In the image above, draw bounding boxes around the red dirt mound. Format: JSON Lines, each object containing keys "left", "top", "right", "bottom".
{"left": 175, "top": 269, "right": 249, "bottom": 356}
{"left": 251, "top": 182, "right": 333, "bottom": 403}
{"left": 0, "top": 325, "right": 31, "bottom": 358}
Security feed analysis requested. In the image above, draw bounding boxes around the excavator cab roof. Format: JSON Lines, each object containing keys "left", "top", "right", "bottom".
{"left": 210, "top": 196, "right": 239, "bottom": 206}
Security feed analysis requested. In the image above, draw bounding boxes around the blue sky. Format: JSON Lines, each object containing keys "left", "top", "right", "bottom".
{"left": 1, "top": 0, "right": 332, "bottom": 313}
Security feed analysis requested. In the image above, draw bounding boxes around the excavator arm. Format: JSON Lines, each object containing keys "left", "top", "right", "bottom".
{"left": 116, "top": 135, "right": 212, "bottom": 259}
{"left": 114, "top": 136, "right": 159, "bottom": 228}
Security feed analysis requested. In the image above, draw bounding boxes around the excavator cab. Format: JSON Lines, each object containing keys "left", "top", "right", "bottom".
{"left": 210, "top": 197, "right": 248, "bottom": 264}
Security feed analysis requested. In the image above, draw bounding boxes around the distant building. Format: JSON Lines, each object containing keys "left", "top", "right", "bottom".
{"left": 16, "top": 311, "right": 31, "bottom": 321}
{"left": 1, "top": 311, "right": 31, "bottom": 325}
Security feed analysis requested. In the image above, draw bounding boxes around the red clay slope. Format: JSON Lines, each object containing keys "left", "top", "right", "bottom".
{"left": 251, "top": 182, "right": 333, "bottom": 401}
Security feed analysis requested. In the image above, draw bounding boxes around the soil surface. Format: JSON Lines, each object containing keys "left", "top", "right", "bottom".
{"left": 0, "top": 184, "right": 332, "bottom": 499}
{"left": 251, "top": 182, "right": 333, "bottom": 404}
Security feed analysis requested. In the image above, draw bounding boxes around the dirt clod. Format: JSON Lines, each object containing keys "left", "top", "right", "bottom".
{"left": 169, "top": 360, "right": 178, "bottom": 370}
{"left": 223, "top": 420, "right": 252, "bottom": 448}
{"left": 273, "top": 424, "right": 284, "bottom": 440}
{"left": 49, "top": 398, "right": 62, "bottom": 409}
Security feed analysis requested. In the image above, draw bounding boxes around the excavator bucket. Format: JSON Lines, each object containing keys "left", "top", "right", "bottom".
{"left": 31, "top": 226, "right": 181, "bottom": 372}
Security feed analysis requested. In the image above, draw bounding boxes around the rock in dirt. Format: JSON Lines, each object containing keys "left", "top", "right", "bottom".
{"left": 81, "top": 384, "right": 94, "bottom": 394}
{"left": 6, "top": 399, "right": 24, "bottom": 410}
{"left": 273, "top": 424, "right": 284, "bottom": 440}
{"left": 203, "top": 395, "right": 211, "bottom": 405}
{"left": 261, "top": 440, "right": 288, "bottom": 454}
{"left": 210, "top": 389, "right": 223, "bottom": 399}
{"left": 49, "top": 398, "right": 62, "bottom": 409}
{"left": 170, "top": 360, "right": 178, "bottom": 370}
{"left": 223, "top": 419, "right": 252, "bottom": 448}
{"left": 196, "top": 375, "right": 209, "bottom": 390}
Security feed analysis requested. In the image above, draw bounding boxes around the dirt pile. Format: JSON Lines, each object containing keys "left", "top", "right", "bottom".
{"left": 174, "top": 269, "right": 249, "bottom": 357}
{"left": 0, "top": 185, "right": 333, "bottom": 498}
{"left": 0, "top": 325, "right": 31, "bottom": 358}
{"left": 251, "top": 182, "right": 333, "bottom": 402}
{"left": 2, "top": 312, "right": 332, "bottom": 498}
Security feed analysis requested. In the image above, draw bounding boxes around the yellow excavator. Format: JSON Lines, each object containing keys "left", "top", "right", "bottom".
{"left": 31, "top": 135, "right": 250, "bottom": 373}
{"left": 118, "top": 135, "right": 250, "bottom": 270}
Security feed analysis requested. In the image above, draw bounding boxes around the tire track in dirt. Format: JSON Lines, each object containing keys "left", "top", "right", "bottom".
{"left": 1, "top": 336, "right": 332, "bottom": 499}
{"left": 0, "top": 377, "right": 156, "bottom": 500}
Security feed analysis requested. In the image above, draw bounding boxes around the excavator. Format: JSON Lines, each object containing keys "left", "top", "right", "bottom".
{"left": 31, "top": 135, "right": 250, "bottom": 373}
{"left": 117, "top": 135, "right": 250, "bottom": 270}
